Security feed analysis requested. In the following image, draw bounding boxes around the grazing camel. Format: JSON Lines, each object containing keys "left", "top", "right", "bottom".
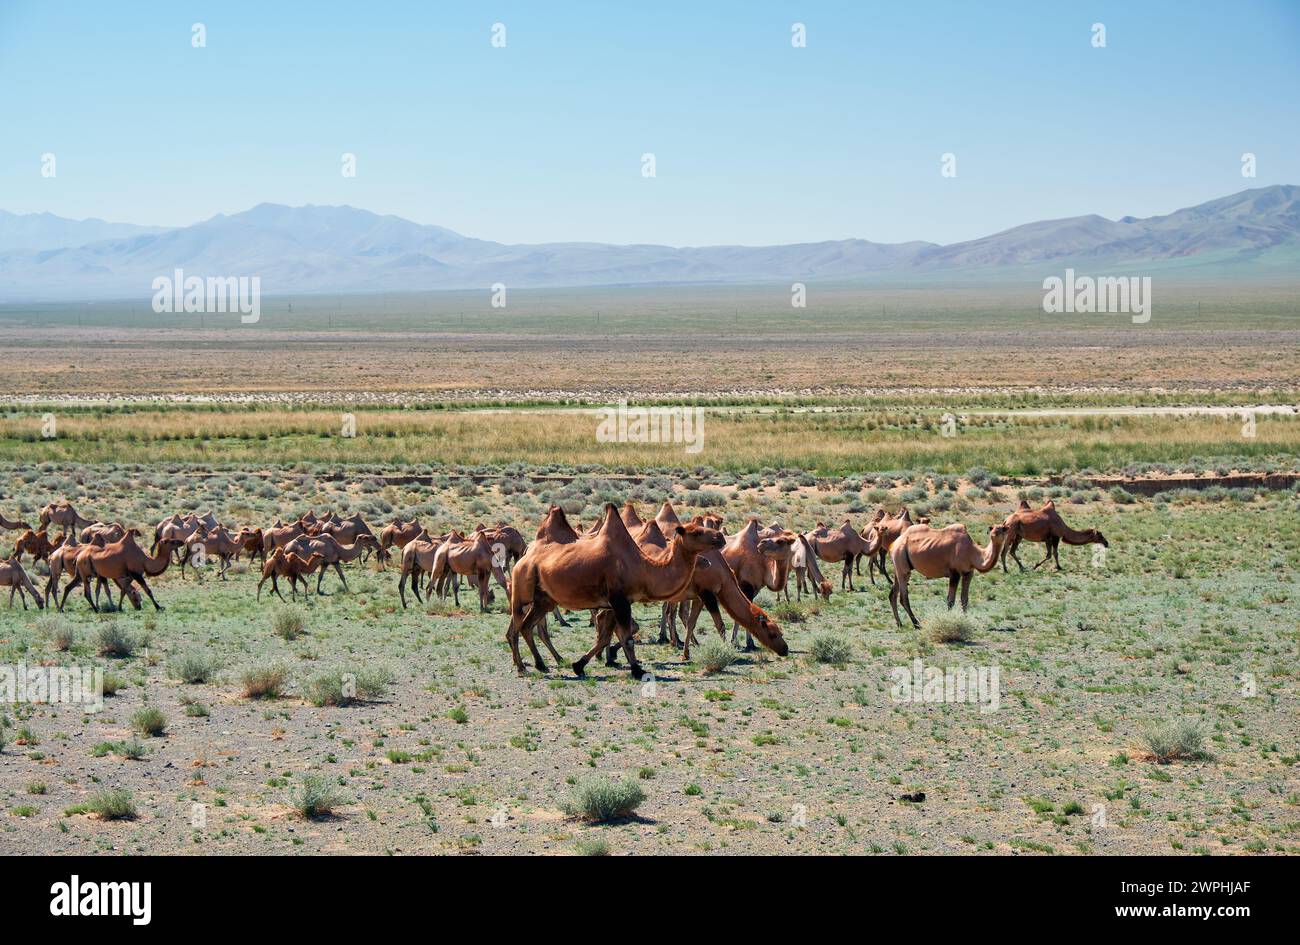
{"left": 257, "top": 549, "right": 327, "bottom": 602}
{"left": 80, "top": 522, "right": 135, "bottom": 545}
{"left": 397, "top": 530, "right": 446, "bottom": 609}
{"left": 39, "top": 502, "right": 95, "bottom": 533}
{"left": 1000, "top": 499, "right": 1108, "bottom": 572}
{"left": 507, "top": 504, "right": 724, "bottom": 679}
{"left": 64, "top": 534, "right": 184, "bottom": 612}
{"left": 431, "top": 531, "right": 510, "bottom": 611}
{"left": 635, "top": 515, "right": 786, "bottom": 661}
{"left": 863, "top": 508, "right": 913, "bottom": 585}
{"left": 281, "top": 533, "right": 380, "bottom": 594}
{"left": 805, "top": 520, "right": 873, "bottom": 591}
{"left": 889, "top": 522, "right": 1011, "bottom": 628}
{"left": 0, "top": 557, "right": 44, "bottom": 609}
{"left": 1, "top": 512, "right": 32, "bottom": 532}
{"left": 12, "top": 529, "right": 63, "bottom": 563}
{"left": 722, "top": 519, "right": 799, "bottom": 651}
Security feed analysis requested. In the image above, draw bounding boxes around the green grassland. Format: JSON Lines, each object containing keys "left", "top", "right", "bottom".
{"left": 0, "top": 470, "right": 1296, "bottom": 855}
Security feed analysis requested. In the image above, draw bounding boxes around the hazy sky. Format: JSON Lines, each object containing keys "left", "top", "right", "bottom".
{"left": 1, "top": 0, "right": 1297, "bottom": 246}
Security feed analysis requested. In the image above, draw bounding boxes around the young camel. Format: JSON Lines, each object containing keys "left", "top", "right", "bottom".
{"left": 64, "top": 535, "right": 184, "bottom": 612}
{"left": 806, "top": 520, "right": 874, "bottom": 591}
{"left": 1000, "top": 499, "right": 1108, "bottom": 572}
{"left": 281, "top": 533, "right": 380, "bottom": 594}
{"left": 12, "top": 529, "right": 63, "bottom": 563}
{"left": 507, "top": 503, "right": 725, "bottom": 679}
{"left": 889, "top": 522, "right": 1011, "bottom": 628}
{"left": 0, "top": 557, "right": 44, "bottom": 609}
{"left": 257, "top": 550, "right": 327, "bottom": 602}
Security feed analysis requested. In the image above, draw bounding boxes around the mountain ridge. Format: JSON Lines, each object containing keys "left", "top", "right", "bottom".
{"left": 0, "top": 185, "right": 1295, "bottom": 301}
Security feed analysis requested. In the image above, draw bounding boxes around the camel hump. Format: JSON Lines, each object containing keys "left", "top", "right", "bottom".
{"left": 1018, "top": 500, "right": 1031, "bottom": 510}
{"left": 1042, "top": 499, "right": 1056, "bottom": 510}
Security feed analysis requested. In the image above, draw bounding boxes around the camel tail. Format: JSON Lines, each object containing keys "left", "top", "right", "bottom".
{"left": 1057, "top": 525, "right": 1099, "bottom": 545}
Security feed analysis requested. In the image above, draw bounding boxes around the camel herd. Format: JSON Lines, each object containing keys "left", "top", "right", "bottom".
{"left": 0, "top": 496, "right": 1109, "bottom": 677}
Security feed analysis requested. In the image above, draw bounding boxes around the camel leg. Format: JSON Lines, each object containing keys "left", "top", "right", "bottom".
{"left": 608, "top": 593, "right": 645, "bottom": 679}
{"left": 398, "top": 570, "right": 409, "bottom": 609}
{"left": 133, "top": 573, "right": 163, "bottom": 611}
{"left": 1030, "top": 540, "right": 1052, "bottom": 570}
{"left": 843, "top": 557, "right": 855, "bottom": 592}
{"left": 1051, "top": 536, "right": 1063, "bottom": 570}
{"left": 534, "top": 616, "right": 566, "bottom": 669}
{"left": 572, "top": 611, "right": 616, "bottom": 678}
{"left": 960, "top": 571, "right": 972, "bottom": 611}
{"left": 333, "top": 561, "right": 349, "bottom": 592}
{"left": 946, "top": 570, "right": 959, "bottom": 610}
{"left": 60, "top": 576, "right": 82, "bottom": 611}
{"left": 553, "top": 609, "right": 571, "bottom": 628}
{"left": 890, "top": 569, "right": 918, "bottom": 628}
{"left": 81, "top": 575, "right": 99, "bottom": 613}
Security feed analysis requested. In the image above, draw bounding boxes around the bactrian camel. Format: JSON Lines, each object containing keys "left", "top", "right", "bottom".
{"left": 889, "top": 522, "right": 1011, "bottom": 628}
{"left": 1000, "top": 499, "right": 1108, "bottom": 572}
{"left": 507, "top": 503, "right": 725, "bottom": 679}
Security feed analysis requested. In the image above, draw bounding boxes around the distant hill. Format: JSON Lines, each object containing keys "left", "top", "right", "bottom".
{"left": 0, "top": 186, "right": 1295, "bottom": 301}
{"left": 0, "top": 210, "right": 165, "bottom": 253}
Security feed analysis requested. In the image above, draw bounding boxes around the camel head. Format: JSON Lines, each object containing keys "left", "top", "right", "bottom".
{"left": 747, "top": 603, "right": 788, "bottom": 657}
{"left": 157, "top": 537, "right": 186, "bottom": 556}
{"left": 988, "top": 523, "right": 1012, "bottom": 549}
{"left": 756, "top": 533, "right": 796, "bottom": 563}
{"left": 355, "top": 532, "right": 380, "bottom": 550}
{"left": 672, "top": 523, "right": 725, "bottom": 555}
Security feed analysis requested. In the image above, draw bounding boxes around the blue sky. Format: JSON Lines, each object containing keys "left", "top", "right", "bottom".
{"left": 1, "top": 0, "right": 1296, "bottom": 246}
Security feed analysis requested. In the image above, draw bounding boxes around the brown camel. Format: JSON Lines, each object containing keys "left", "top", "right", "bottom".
{"left": 64, "top": 534, "right": 184, "bottom": 612}
{"left": 889, "top": 522, "right": 1011, "bottom": 628}
{"left": 853, "top": 508, "right": 888, "bottom": 575}
{"left": 257, "top": 549, "right": 327, "bottom": 602}
{"left": 379, "top": 518, "right": 423, "bottom": 568}
{"left": 184, "top": 525, "right": 258, "bottom": 580}
{"left": 397, "top": 530, "right": 447, "bottom": 609}
{"left": 12, "top": 529, "right": 63, "bottom": 564}
{"left": 80, "top": 522, "right": 135, "bottom": 544}
{"left": 431, "top": 531, "right": 510, "bottom": 611}
{"left": 783, "top": 529, "right": 833, "bottom": 601}
{"left": 1, "top": 512, "right": 32, "bottom": 532}
{"left": 639, "top": 515, "right": 786, "bottom": 661}
{"left": 45, "top": 534, "right": 138, "bottom": 612}
{"left": 482, "top": 522, "right": 527, "bottom": 569}
{"left": 39, "top": 502, "right": 95, "bottom": 533}
{"left": 0, "top": 557, "right": 44, "bottom": 609}
{"left": 319, "top": 513, "right": 380, "bottom": 559}
{"left": 281, "top": 533, "right": 380, "bottom": 594}
{"left": 507, "top": 503, "right": 725, "bottom": 679}
{"left": 721, "top": 519, "right": 798, "bottom": 650}
{"left": 1000, "top": 499, "right": 1108, "bottom": 572}
{"left": 806, "top": 520, "right": 874, "bottom": 591}
{"left": 262, "top": 521, "right": 307, "bottom": 556}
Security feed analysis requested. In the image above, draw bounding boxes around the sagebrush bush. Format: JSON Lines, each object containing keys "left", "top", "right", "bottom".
{"left": 1145, "top": 719, "right": 1211, "bottom": 763}
{"left": 95, "top": 624, "right": 136, "bottom": 658}
{"left": 809, "top": 632, "right": 853, "bottom": 665}
{"left": 69, "top": 788, "right": 136, "bottom": 820}
{"left": 563, "top": 776, "right": 646, "bottom": 823}
{"left": 306, "top": 665, "right": 394, "bottom": 706}
{"left": 695, "top": 638, "right": 737, "bottom": 674}
{"left": 240, "top": 664, "right": 288, "bottom": 699}
{"left": 169, "top": 650, "right": 216, "bottom": 684}
{"left": 926, "top": 614, "right": 974, "bottom": 644}
{"left": 38, "top": 617, "right": 75, "bottom": 651}
{"left": 290, "top": 774, "right": 349, "bottom": 819}
{"left": 272, "top": 606, "right": 306, "bottom": 640}
{"left": 130, "top": 706, "right": 167, "bottom": 737}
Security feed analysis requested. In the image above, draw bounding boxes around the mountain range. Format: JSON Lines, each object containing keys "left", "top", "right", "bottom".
{"left": 0, "top": 185, "right": 1295, "bottom": 301}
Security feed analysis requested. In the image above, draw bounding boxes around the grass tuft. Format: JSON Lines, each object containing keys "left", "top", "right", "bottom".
{"left": 695, "top": 638, "right": 737, "bottom": 674}
{"left": 563, "top": 776, "right": 646, "bottom": 824}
